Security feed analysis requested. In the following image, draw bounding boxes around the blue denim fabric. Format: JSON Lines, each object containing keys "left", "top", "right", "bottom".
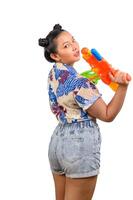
{"left": 48, "top": 120, "right": 102, "bottom": 178}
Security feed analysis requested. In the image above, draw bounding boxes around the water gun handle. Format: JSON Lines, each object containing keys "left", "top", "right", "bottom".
{"left": 80, "top": 70, "right": 100, "bottom": 84}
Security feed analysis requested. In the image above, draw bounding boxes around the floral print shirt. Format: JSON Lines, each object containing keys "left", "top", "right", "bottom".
{"left": 47, "top": 62, "right": 102, "bottom": 124}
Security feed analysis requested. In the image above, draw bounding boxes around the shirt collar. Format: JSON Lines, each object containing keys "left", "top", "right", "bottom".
{"left": 53, "top": 62, "right": 78, "bottom": 76}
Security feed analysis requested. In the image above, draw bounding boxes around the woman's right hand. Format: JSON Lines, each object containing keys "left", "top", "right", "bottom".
{"left": 86, "top": 69, "right": 131, "bottom": 122}
{"left": 109, "top": 70, "right": 131, "bottom": 86}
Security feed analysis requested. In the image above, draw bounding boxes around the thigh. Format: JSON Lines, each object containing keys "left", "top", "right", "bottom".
{"left": 52, "top": 173, "right": 66, "bottom": 200}
{"left": 65, "top": 175, "right": 98, "bottom": 200}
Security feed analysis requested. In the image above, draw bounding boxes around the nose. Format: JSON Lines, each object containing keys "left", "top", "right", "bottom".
{"left": 72, "top": 44, "right": 77, "bottom": 51}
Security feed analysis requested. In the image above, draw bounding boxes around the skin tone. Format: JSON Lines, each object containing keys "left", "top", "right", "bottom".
{"left": 50, "top": 31, "right": 132, "bottom": 122}
{"left": 50, "top": 31, "right": 80, "bottom": 66}
{"left": 49, "top": 31, "right": 132, "bottom": 200}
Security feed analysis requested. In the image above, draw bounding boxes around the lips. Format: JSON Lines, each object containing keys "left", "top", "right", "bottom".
{"left": 74, "top": 51, "right": 80, "bottom": 57}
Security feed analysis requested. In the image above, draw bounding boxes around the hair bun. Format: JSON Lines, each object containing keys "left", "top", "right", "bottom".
{"left": 53, "top": 24, "right": 62, "bottom": 31}
{"left": 38, "top": 38, "right": 49, "bottom": 47}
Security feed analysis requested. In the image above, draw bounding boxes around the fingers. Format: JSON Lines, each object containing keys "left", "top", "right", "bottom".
{"left": 109, "top": 70, "right": 130, "bottom": 85}
{"left": 115, "top": 70, "right": 123, "bottom": 83}
{"left": 108, "top": 72, "right": 115, "bottom": 82}
{"left": 126, "top": 73, "right": 132, "bottom": 81}
{"left": 109, "top": 70, "right": 121, "bottom": 82}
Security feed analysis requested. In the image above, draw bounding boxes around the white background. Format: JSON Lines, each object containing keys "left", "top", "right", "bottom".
{"left": 0, "top": 0, "right": 133, "bottom": 199}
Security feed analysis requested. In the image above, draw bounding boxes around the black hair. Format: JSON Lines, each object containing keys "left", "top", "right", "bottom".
{"left": 38, "top": 24, "right": 65, "bottom": 62}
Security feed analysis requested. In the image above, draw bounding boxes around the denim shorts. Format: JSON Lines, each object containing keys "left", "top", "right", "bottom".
{"left": 48, "top": 120, "right": 102, "bottom": 178}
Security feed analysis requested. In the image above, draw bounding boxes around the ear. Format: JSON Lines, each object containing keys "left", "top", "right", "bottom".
{"left": 50, "top": 53, "right": 61, "bottom": 62}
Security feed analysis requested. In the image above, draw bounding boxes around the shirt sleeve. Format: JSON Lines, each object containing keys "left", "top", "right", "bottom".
{"left": 73, "top": 74, "right": 102, "bottom": 111}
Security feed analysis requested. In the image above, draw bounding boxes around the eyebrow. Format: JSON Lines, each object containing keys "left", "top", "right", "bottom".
{"left": 62, "top": 36, "right": 75, "bottom": 45}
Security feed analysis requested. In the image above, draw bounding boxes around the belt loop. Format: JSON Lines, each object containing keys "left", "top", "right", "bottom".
{"left": 80, "top": 121, "right": 83, "bottom": 129}
{"left": 89, "top": 120, "right": 93, "bottom": 127}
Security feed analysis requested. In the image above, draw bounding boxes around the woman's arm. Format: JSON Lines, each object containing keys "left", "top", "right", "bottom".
{"left": 86, "top": 70, "right": 130, "bottom": 122}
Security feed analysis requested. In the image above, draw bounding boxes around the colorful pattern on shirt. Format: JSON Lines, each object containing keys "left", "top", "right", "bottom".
{"left": 47, "top": 62, "right": 102, "bottom": 124}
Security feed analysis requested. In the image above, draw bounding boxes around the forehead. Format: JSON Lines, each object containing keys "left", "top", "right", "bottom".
{"left": 55, "top": 31, "right": 73, "bottom": 44}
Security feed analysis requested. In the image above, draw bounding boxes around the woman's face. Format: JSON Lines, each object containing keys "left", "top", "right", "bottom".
{"left": 50, "top": 31, "right": 80, "bottom": 66}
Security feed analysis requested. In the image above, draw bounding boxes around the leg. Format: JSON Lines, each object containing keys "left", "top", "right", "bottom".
{"left": 64, "top": 175, "right": 98, "bottom": 200}
{"left": 52, "top": 172, "right": 66, "bottom": 200}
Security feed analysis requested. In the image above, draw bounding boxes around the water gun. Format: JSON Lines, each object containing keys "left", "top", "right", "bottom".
{"left": 80, "top": 70, "right": 100, "bottom": 85}
{"left": 80, "top": 48, "right": 131, "bottom": 91}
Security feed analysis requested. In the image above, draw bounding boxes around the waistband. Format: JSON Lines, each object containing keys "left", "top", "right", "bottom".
{"left": 57, "top": 119, "right": 98, "bottom": 130}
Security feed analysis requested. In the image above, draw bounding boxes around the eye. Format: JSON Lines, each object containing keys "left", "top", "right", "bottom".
{"left": 64, "top": 43, "right": 70, "bottom": 48}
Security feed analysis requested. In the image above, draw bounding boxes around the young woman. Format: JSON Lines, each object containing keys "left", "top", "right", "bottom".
{"left": 38, "top": 24, "right": 131, "bottom": 200}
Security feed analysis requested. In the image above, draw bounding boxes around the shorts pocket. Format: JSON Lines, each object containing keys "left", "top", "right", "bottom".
{"left": 61, "top": 137, "right": 84, "bottom": 164}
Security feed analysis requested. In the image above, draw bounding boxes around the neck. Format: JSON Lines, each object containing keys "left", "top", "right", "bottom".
{"left": 64, "top": 62, "right": 74, "bottom": 66}
{"left": 56, "top": 61, "right": 75, "bottom": 67}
